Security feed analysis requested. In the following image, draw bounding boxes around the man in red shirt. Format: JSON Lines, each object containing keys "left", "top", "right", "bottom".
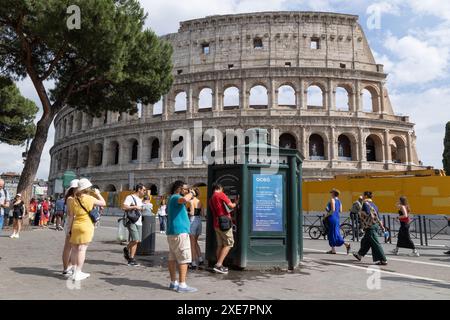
{"left": 208, "top": 183, "right": 237, "bottom": 274}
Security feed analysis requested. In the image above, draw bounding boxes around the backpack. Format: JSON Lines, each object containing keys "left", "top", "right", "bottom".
{"left": 359, "top": 201, "right": 381, "bottom": 229}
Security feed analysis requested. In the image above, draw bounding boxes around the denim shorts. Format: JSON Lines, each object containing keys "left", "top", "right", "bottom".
{"left": 189, "top": 215, "right": 202, "bottom": 236}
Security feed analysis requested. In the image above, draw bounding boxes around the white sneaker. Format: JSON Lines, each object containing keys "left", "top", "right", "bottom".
{"left": 409, "top": 250, "right": 420, "bottom": 257}
{"left": 72, "top": 271, "right": 90, "bottom": 281}
{"left": 14, "top": 234, "right": 19, "bottom": 239}
{"left": 10, "top": 233, "right": 16, "bottom": 238}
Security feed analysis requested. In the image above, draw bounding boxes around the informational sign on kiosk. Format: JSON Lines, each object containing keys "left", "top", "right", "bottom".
{"left": 252, "top": 174, "right": 283, "bottom": 232}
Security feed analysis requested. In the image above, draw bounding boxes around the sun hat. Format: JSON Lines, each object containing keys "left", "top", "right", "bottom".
{"left": 16, "top": 193, "right": 22, "bottom": 197}
{"left": 330, "top": 188, "right": 340, "bottom": 196}
{"left": 77, "top": 178, "right": 92, "bottom": 191}
{"left": 65, "top": 179, "right": 80, "bottom": 195}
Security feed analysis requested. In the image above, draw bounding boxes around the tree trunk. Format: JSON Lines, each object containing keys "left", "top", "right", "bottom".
{"left": 16, "top": 111, "right": 56, "bottom": 227}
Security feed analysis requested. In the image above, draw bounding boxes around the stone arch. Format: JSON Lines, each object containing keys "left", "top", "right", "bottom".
{"left": 362, "top": 85, "right": 380, "bottom": 113}
{"left": 149, "top": 137, "right": 160, "bottom": 161}
{"left": 337, "top": 134, "right": 354, "bottom": 160}
{"left": 174, "top": 91, "right": 187, "bottom": 112}
{"left": 278, "top": 85, "right": 296, "bottom": 106}
{"left": 249, "top": 85, "right": 268, "bottom": 108}
{"left": 108, "top": 141, "right": 120, "bottom": 165}
{"left": 279, "top": 132, "right": 297, "bottom": 149}
{"left": 308, "top": 133, "right": 327, "bottom": 160}
{"left": 335, "top": 86, "right": 351, "bottom": 111}
{"left": 172, "top": 136, "right": 184, "bottom": 158}
{"left": 391, "top": 136, "right": 407, "bottom": 164}
{"left": 198, "top": 87, "right": 213, "bottom": 109}
{"left": 104, "top": 184, "right": 117, "bottom": 192}
{"left": 91, "top": 143, "right": 103, "bottom": 167}
{"left": 69, "top": 148, "right": 78, "bottom": 169}
{"left": 307, "top": 84, "right": 325, "bottom": 109}
{"left": 144, "top": 183, "right": 158, "bottom": 196}
{"left": 223, "top": 86, "right": 240, "bottom": 109}
{"left": 129, "top": 138, "right": 139, "bottom": 163}
{"left": 366, "top": 134, "right": 383, "bottom": 162}
{"left": 79, "top": 145, "right": 89, "bottom": 168}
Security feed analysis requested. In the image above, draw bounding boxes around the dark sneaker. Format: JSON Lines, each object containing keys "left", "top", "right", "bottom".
{"left": 127, "top": 259, "right": 139, "bottom": 267}
{"left": 352, "top": 252, "right": 362, "bottom": 261}
{"left": 375, "top": 260, "right": 388, "bottom": 266}
{"left": 444, "top": 250, "right": 450, "bottom": 255}
{"left": 213, "top": 265, "right": 229, "bottom": 274}
{"left": 123, "top": 247, "right": 130, "bottom": 261}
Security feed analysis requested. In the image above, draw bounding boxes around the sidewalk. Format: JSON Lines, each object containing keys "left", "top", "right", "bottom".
{"left": 0, "top": 217, "right": 449, "bottom": 300}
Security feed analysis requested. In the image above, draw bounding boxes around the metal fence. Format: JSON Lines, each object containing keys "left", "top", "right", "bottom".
{"left": 303, "top": 213, "right": 450, "bottom": 246}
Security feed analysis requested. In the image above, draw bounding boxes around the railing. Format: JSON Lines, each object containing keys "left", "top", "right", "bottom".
{"left": 302, "top": 213, "right": 449, "bottom": 246}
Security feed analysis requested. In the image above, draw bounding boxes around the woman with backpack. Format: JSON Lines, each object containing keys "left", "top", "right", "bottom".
{"left": 392, "top": 196, "right": 419, "bottom": 257}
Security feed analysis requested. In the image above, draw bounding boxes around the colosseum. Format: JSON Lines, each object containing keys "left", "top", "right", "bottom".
{"left": 48, "top": 11, "right": 424, "bottom": 195}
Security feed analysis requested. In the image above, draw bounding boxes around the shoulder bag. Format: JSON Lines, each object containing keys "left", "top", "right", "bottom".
{"left": 77, "top": 197, "right": 101, "bottom": 224}
{"left": 125, "top": 196, "right": 141, "bottom": 224}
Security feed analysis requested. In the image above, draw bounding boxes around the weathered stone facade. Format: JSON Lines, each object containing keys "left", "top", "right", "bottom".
{"left": 48, "top": 12, "right": 422, "bottom": 194}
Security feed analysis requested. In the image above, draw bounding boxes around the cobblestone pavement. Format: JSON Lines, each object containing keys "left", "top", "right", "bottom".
{"left": 0, "top": 217, "right": 449, "bottom": 300}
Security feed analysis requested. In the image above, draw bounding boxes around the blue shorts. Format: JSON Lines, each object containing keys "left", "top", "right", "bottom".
{"left": 189, "top": 215, "right": 202, "bottom": 236}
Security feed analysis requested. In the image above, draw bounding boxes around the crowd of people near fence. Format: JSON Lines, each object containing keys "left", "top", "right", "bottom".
{"left": 1, "top": 177, "right": 450, "bottom": 293}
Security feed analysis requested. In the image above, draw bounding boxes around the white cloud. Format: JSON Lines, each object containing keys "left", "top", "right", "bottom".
{"left": 383, "top": 34, "right": 449, "bottom": 85}
{"left": 390, "top": 87, "right": 450, "bottom": 168}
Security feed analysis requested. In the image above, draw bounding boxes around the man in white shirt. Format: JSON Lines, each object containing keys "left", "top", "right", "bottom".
{"left": 0, "top": 179, "right": 11, "bottom": 235}
{"left": 122, "top": 183, "right": 146, "bottom": 266}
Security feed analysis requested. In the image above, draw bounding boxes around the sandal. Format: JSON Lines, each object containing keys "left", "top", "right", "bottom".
{"left": 345, "top": 243, "right": 351, "bottom": 255}
{"left": 326, "top": 250, "right": 336, "bottom": 254}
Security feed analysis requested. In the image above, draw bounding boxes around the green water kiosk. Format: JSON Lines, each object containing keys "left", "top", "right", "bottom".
{"left": 206, "top": 130, "right": 303, "bottom": 270}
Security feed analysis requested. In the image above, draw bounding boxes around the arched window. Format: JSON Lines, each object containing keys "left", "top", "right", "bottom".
{"left": 366, "top": 135, "right": 383, "bottom": 162}
{"left": 223, "top": 87, "right": 239, "bottom": 108}
{"left": 69, "top": 149, "right": 78, "bottom": 169}
{"left": 105, "top": 184, "right": 117, "bottom": 192}
{"left": 144, "top": 184, "right": 158, "bottom": 196}
{"left": 80, "top": 146, "right": 89, "bottom": 168}
{"left": 336, "top": 87, "right": 350, "bottom": 111}
{"left": 75, "top": 112, "right": 83, "bottom": 131}
{"left": 391, "top": 137, "right": 407, "bottom": 164}
{"left": 253, "top": 37, "right": 263, "bottom": 49}
{"left": 338, "top": 135, "right": 352, "bottom": 160}
{"left": 198, "top": 88, "right": 213, "bottom": 109}
{"left": 279, "top": 133, "right": 297, "bottom": 149}
{"left": 362, "top": 87, "right": 379, "bottom": 113}
{"left": 108, "top": 141, "right": 120, "bottom": 165}
{"left": 153, "top": 98, "right": 163, "bottom": 115}
{"left": 131, "top": 140, "right": 139, "bottom": 162}
{"left": 175, "top": 92, "right": 187, "bottom": 112}
{"left": 68, "top": 115, "right": 73, "bottom": 134}
{"left": 278, "top": 85, "right": 296, "bottom": 107}
{"left": 249, "top": 85, "right": 268, "bottom": 108}
{"left": 150, "top": 138, "right": 160, "bottom": 160}
{"left": 307, "top": 85, "right": 324, "bottom": 109}
{"left": 63, "top": 119, "right": 67, "bottom": 137}
{"left": 309, "top": 134, "right": 325, "bottom": 160}
{"left": 92, "top": 143, "right": 103, "bottom": 167}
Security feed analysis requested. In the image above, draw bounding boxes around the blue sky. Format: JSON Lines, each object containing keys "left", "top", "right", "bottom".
{"left": 1, "top": 0, "right": 449, "bottom": 179}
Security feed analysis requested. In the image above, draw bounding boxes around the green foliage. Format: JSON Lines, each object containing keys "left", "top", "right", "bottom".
{"left": 0, "top": 76, "right": 38, "bottom": 145}
{"left": 443, "top": 122, "right": 450, "bottom": 175}
{"left": 0, "top": 0, "right": 173, "bottom": 116}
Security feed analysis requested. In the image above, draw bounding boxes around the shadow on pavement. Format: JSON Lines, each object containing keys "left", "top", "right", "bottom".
{"left": 85, "top": 259, "right": 126, "bottom": 267}
{"left": 10, "top": 267, "right": 62, "bottom": 279}
{"left": 382, "top": 276, "right": 450, "bottom": 290}
{"left": 99, "top": 277, "right": 168, "bottom": 290}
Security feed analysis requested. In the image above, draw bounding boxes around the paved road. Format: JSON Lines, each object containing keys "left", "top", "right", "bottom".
{"left": 0, "top": 216, "right": 449, "bottom": 300}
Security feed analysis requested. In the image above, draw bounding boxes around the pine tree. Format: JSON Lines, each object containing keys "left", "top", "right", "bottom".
{"left": 443, "top": 121, "right": 450, "bottom": 175}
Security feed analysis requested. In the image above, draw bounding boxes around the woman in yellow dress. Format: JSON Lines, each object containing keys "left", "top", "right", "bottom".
{"left": 68, "top": 178, "right": 106, "bottom": 281}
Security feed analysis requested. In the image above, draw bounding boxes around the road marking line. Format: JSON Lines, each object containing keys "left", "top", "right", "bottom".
{"left": 305, "top": 247, "right": 450, "bottom": 269}
{"left": 303, "top": 256, "right": 450, "bottom": 285}
{"left": 306, "top": 247, "right": 450, "bottom": 268}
